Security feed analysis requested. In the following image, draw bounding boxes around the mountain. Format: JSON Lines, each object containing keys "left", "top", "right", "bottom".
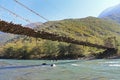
{"left": 0, "top": 32, "right": 3, "bottom": 34}
{"left": 36, "top": 17, "right": 120, "bottom": 41}
{"left": 25, "top": 22, "right": 42, "bottom": 29}
{"left": 99, "top": 4, "right": 120, "bottom": 23}
{"left": 0, "top": 33, "right": 17, "bottom": 45}
{"left": 1, "top": 17, "right": 120, "bottom": 45}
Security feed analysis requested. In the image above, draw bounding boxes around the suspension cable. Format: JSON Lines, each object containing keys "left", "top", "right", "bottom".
{"left": 14, "top": 0, "right": 49, "bottom": 21}
{"left": 0, "top": 5, "right": 32, "bottom": 23}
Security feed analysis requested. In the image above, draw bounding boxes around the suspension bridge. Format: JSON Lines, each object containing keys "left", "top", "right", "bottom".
{"left": 0, "top": 20, "right": 116, "bottom": 49}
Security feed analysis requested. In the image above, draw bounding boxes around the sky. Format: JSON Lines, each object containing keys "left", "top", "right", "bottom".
{"left": 0, "top": 0, "right": 120, "bottom": 25}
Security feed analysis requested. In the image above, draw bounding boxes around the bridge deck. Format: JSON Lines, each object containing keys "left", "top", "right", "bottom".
{"left": 0, "top": 20, "right": 113, "bottom": 49}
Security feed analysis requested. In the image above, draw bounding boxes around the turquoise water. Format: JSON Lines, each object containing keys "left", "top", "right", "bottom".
{"left": 0, "top": 59, "right": 120, "bottom": 80}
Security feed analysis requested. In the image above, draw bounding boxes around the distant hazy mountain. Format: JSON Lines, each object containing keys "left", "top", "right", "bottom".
{"left": 25, "top": 22, "right": 42, "bottom": 29}
{"left": 99, "top": 4, "right": 120, "bottom": 23}
{"left": 0, "top": 33, "right": 17, "bottom": 45}
{"left": 0, "top": 32, "right": 3, "bottom": 34}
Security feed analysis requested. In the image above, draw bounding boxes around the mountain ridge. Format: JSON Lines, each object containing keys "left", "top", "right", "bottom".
{"left": 99, "top": 4, "right": 120, "bottom": 23}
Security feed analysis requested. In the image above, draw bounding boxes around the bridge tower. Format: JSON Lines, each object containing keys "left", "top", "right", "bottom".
{"left": 96, "top": 36, "right": 118, "bottom": 59}
{"left": 104, "top": 36, "right": 118, "bottom": 49}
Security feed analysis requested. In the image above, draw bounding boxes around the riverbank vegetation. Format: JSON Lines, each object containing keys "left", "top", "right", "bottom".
{"left": 0, "top": 37, "right": 104, "bottom": 59}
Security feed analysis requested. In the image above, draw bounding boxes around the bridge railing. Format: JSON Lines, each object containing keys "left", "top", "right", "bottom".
{"left": 0, "top": 20, "right": 114, "bottom": 49}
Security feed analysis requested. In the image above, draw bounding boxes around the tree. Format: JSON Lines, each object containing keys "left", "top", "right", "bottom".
{"left": 68, "top": 44, "right": 84, "bottom": 59}
{"left": 43, "top": 40, "right": 59, "bottom": 59}
{"left": 29, "top": 46, "right": 43, "bottom": 59}
{"left": 58, "top": 42, "right": 69, "bottom": 59}
{"left": 3, "top": 47, "right": 15, "bottom": 58}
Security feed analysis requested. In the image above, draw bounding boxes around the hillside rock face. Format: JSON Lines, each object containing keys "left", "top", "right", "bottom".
{"left": 99, "top": 4, "right": 120, "bottom": 23}
{"left": 0, "top": 33, "right": 16, "bottom": 45}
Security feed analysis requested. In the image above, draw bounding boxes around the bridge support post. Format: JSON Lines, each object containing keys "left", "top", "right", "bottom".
{"left": 96, "top": 48, "right": 118, "bottom": 59}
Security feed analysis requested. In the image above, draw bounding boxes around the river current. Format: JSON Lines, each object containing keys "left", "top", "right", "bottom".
{"left": 0, "top": 59, "right": 120, "bottom": 80}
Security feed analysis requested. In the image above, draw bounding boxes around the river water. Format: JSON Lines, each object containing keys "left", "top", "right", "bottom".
{"left": 0, "top": 59, "right": 120, "bottom": 80}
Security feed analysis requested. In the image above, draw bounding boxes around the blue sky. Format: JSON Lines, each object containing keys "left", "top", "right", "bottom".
{"left": 0, "top": 0, "right": 120, "bottom": 25}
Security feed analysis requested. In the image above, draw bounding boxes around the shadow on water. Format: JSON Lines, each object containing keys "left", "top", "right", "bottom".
{"left": 0, "top": 64, "right": 44, "bottom": 70}
{"left": 0, "top": 60, "right": 84, "bottom": 70}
